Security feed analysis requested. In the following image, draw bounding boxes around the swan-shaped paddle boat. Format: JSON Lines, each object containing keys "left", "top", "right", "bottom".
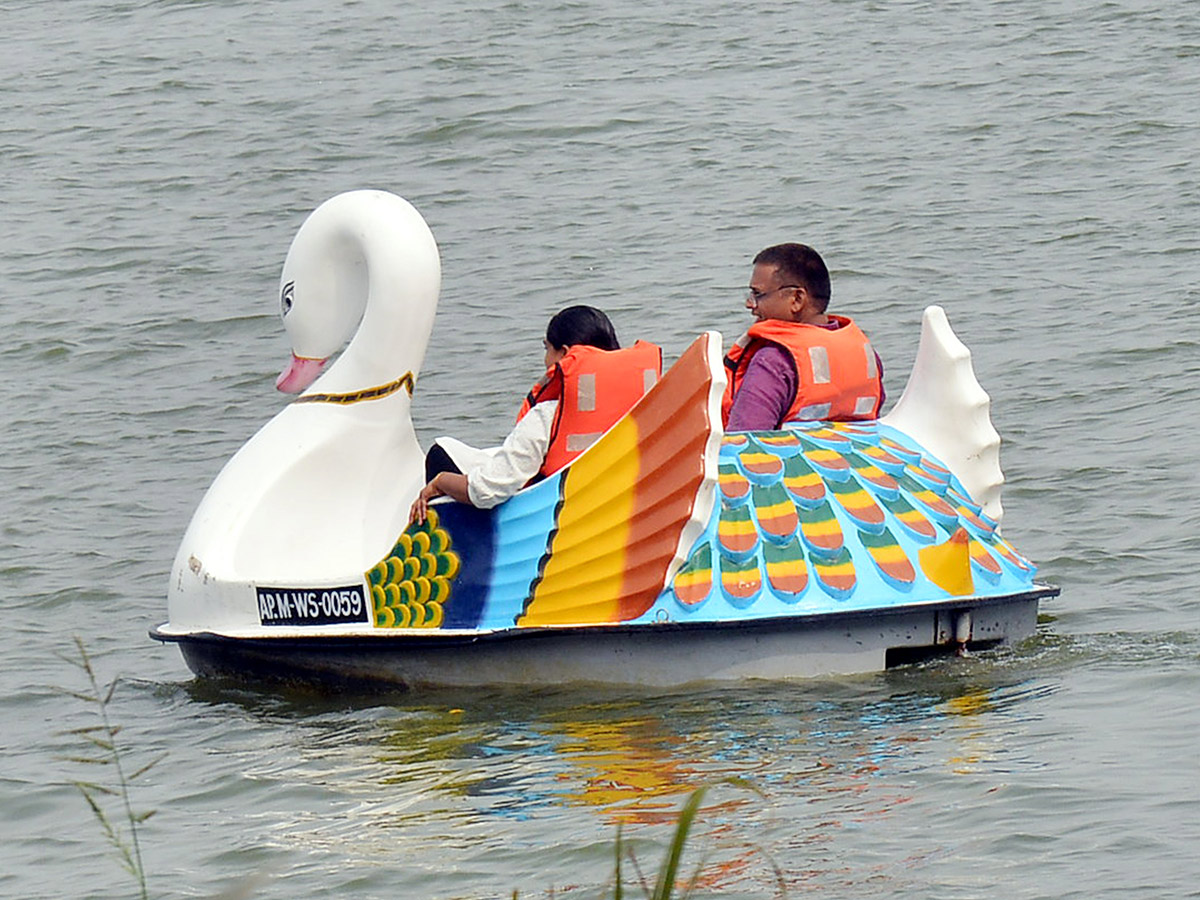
{"left": 152, "top": 190, "right": 1059, "bottom": 688}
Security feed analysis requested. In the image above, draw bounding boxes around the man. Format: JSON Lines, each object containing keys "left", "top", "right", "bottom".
{"left": 722, "top": 243, "right": 883, "bottom": 431}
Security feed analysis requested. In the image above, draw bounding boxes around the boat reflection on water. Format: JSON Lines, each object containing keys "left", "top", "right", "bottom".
{"left": 182, "top": 667, "right": 1053, "bottom": 893}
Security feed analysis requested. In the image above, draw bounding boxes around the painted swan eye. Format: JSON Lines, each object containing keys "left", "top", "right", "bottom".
{"left": 281, "top": 281, "right": 295, "bottom": 316}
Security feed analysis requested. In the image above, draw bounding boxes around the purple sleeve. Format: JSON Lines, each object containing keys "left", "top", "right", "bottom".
{"left": 726, "top": 346, "right": 797, "bottom": 432}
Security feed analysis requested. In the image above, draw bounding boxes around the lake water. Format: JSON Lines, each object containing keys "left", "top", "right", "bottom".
{"left": 2, "top": 0, "right": 1198, "bottom": 897}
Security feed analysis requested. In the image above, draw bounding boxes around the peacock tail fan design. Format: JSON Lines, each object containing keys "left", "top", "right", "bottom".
{"left": 660, "top": 420, "right": 1038, "bottom": 623}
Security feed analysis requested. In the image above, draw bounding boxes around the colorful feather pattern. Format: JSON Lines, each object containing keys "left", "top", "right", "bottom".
{"left": 665, "top": 421, "right": 1039, "bottom": 619}
{"left": 750, "top": 483, "right": 799, "bottom": 544}
{"left": 718, "top": 463, "right": 751, "bottom": 507}
{"left": 781, "top": 453, "right": 827, "bottom": 507}
{"left": 367, "top": 509, "right": 460, "bottom": 629}
{"left": 671, "top": 541, "right": 714, "bottom": 608}
{"left": 762, "top": 538, "right": 809, "bottom": 599}
{"left": 859, "top": 526, "right": 916, "bottom": 590}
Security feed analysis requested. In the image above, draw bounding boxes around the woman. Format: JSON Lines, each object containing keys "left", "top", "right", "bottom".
{"left": 409, "top": 306, "right": 661, "bottom": 525}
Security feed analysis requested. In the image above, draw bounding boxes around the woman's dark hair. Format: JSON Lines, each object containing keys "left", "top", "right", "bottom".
{"left": 545, "top": 305, "right": 620, "bottom": 351}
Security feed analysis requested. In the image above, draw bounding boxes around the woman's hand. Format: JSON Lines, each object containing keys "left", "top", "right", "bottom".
{"left": 408, "top": 472, "right": 471, "bottom": 526}
{"left": 408, "top": 477, "right": 442, "bottom": 527}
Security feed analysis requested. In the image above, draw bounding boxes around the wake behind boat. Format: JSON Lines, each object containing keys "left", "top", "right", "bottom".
{"left": 151, "top": 190, "right": 1058, "bottom": 688}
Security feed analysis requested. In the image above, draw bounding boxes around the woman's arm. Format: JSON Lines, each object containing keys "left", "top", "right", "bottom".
{"left": 408, "top": 471, "right": 470, "bottom": 526}
{"left": 407, "top": 401, "right": 557, "bottom": 525}
{"left": 465, "top": 401, "right": 556, "bottom": 508}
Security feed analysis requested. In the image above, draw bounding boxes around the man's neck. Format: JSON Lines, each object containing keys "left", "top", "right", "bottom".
{"left": 796, "top": 312, "right": 831, "bottom": 326}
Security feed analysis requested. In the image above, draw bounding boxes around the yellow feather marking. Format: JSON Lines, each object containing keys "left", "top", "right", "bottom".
{"left": 869, "top": 545, "right": 909, "bottom": 565}
{"left": 740, "top": 451, "right": 781, "bottom": 471}
{"left": 757, "top": 500, "right": 794, "bottom": 519}
{"left": 720, "top": 518, "right": 759, "bottom": 537}
{"left": 675, "top": 569, "right": 711, "bottom": 588}
{"left": 806, "top": 449, "right": 845, "bottom": 465}
{"left": 785, "top": 472, "right": 822, "bottom": 486}
{"left": 803, "top": 518, "right": 842, "bottom": 539}
{"left": 816, "top": 558, "right": 855, "bottom": 576}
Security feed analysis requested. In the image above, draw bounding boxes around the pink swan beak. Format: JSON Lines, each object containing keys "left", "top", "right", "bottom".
{"left": 275, "top": 354, "right": 328, "bottom": 394}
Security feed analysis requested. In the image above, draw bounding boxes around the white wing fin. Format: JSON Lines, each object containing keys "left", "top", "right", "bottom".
{"left": 880, "top": 305, "right": 1005, "bottom": 524}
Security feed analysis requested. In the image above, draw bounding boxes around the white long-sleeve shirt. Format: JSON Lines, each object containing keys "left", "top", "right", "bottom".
{"left": 434, "top": 400, "right": 557, "bottom": 509}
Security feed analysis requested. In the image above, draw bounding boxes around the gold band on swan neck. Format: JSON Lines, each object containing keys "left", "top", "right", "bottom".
{"left": 293, "top": 372, "right": 415, "bottom": 405}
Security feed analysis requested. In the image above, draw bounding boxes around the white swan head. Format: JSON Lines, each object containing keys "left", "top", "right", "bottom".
{"left": 166, "top": 191, "right": 443, "bottom": 623}
{"left": 273, "top": 190, "right": 441, "bottom": 395}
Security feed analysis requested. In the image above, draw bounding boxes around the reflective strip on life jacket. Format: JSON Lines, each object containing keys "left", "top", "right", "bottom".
{"left": 565, "top": 431, "right": 604, "bottom": 453}
{"left": 519, "top": 340, "right": 663, "bottom": 477}
{"left": 721, "top": 315, "right": 883, "bottom": 428}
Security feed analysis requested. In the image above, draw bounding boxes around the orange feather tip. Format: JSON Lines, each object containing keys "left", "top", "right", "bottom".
{"left": 811, "top": 548, "right": 858, "bottom": 599}
{"left": 718, "top": 557, "right": 763, "bottom": 606}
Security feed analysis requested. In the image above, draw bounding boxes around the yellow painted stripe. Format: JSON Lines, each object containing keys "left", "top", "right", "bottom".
{"left": 741, "top": 453, "right": 782, "bottom": 473}
{"left": 520, "top": 416, "right": 640, "bottom": 625}
{"left": 720, "top": 518, "right": 759, "bottom": 537}
{"left": 802, "top": 517, "right": 842, "bottom": 539}
{"left": 898, "top": 510, "right": 928, "bottom": 525}
{"left": 806, "top": 449, "right": 847, "bottom": 465}
{"left": 969, "top": 545, "right": 1001, "bottom": 572}
{"left": 675, "top": 569, "right": 712, "bottom": 588}
{"left": 757, "top": 500, "right": 795, "bottom": 520}
{"left": 815, "top": 560, "right": 855, "bottom": 579}
{"left": 785, "top": 472, "right": 822, "bottom": 485}
{"left": 766, "top": 561, "right": 807, "bottom": 582}
{"left": 721, "top": 571, "right": 761, "bottom": 594}
{"left": 869, "top": 545, "right": 909, "bottom": 565}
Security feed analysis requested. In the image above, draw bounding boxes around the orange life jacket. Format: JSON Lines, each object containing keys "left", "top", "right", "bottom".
{"left": 518, "top": 341, "right": 663, "bottom": 477}
{"left": 721, "top": 315, "right": 882, "bottom": 427}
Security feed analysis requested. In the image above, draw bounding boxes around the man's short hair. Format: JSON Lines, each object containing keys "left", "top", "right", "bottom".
{"left": 753, "top": 243, "right": 831, "bottom": 312}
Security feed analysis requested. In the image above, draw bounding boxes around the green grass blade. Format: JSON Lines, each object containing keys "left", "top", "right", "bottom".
{"left": 81, "top": 734, "right": 116, "bottom": 752}
{"left": 130, "top": 753, "right": 167, "bottom": 781}
{"left": 614, "top": 823, "right": 624, "bottom": 900}
{"left": 73, "top": 779, "right": 117, "bottom": 795}
{"left": 650, "top": 786, "right": 708, "bottom": 900}
{"left": 60, "top": 755, "right": 111, "bottom": 767}
{"left": 59, "top": 689, "right": 99, "bottom": 705}
{"left": 625, "top": 845, "right": 650, "bottom": 897}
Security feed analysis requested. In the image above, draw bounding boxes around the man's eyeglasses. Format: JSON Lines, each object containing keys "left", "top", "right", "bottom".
{"left": 746, "top": 285, "right": 799, "bottom": 305}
